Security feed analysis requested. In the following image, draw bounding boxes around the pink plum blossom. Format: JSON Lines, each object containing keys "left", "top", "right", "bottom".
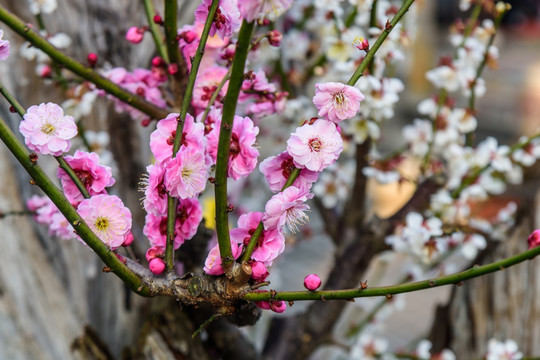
{"left": 49, "top": 211, "right": 74, "bottom": 240}
{"left": 125, "top": 26, "right": 145, "bottom": 44}
{"left": 164, "top": 147, "right": 208, "bottom": 199}
{"left": 143, "top": 198, "right": 202, "bottom": 249}
{"left": 263, "top": 186, "right": 313, "bottom": 233}
{"left": 528, "top": 229, "right": 540, "bottom": 249}
{"left": 57, "top": 150, "right": 115, "bottom": 206}
{"left": 196, "top": 106, "right": 222, "bottom": 135}
{"left": 194, "top": 0, "right": 241, "bottom": 39}
{"left": 259, "top": 151, "right": 319, "bottom": 193}
{"left": 77, "top": 194, "right": 132, "bottom": 250}
{"left": 230, "top": 211, "right": 285, "bottom": 266}
{"left": 304, "top": 274, "right": 321, "bottom": 291}
{"left": 287, "top": 119, "right": 343, "bottom": 172}
{"left": 146, "top": 245, "right": 164, "bottom": 262}
{"left": 192, "top": 66, "right": 229, "bottom": 111}
{"left": 0, "top": 29, "right": 10, "bottom": 60}
{"left": 99, "top": 67, "right": 166, "bottom": 122}
{"left": 122, "top": 232, "right": 134, "bottom": 246}
{"left": 20, "top": 102, "right": 77, "bottom": 156}
{"left": 239, "top": 70, "right": 288, "bottom": 118}
{"left": 238, "top": 0, "right": 293, "bottom": 22}
{"left": 27, "top": 195, "right": 74, "bottom": 240}
{"left": 250, "top": 261, "right": 269, "bottom": 281}
{"left": 27, "top": 194, "right": 53, "bottom": 214}
{"left": 150, "top": 112, "right": 205, "bottom": 163}
{"left": 178, "top": 23, "right": 228, "bottom": 72}
{"left": 312, "top": 82, "right": 364, "bottom": 123}
{"left": 142, "top": 162, "right": 168, "bottom": 216}
{"left": 207, "top": 115, "right": 259, "bottom": 180}
{"left": 149, "top": 258, "right": 166, "bottom": 275}
{"left": 176, "top": 198, "right": 203, "bottom": 240}
{"left": 255, "top": 298, "right": 286, "bottom": 313}
{"left": 203, "top": 240, "right": 243, "bottom": 275}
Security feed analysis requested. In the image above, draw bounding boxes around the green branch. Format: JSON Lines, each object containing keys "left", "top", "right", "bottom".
{"left": 164, "top": 0, "right": 180, "bottom": 66}
{"left": 142, "top": 0, "right": 169, "bottom": 62}
{"left": 244, "top": 243, "right": 540, "bottom": 301}
{"left": 164, "top": 0, "right": 219, "bottom": 271}
{"left": 347, "top": 0, "right": 415, "bottom": 86}
{"left": 0, "top": 6, "right": 169, "bottom": 120}
{"left": 468, "top": 7, "right": 506, "bottom": 113}
{"left": 0, "top": 113, "right": 149, "bottom": 296}
{"left": 215, "top": 20, "right": 255, "bottom": 273}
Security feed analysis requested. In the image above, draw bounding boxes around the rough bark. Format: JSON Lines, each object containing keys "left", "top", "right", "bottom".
{"left": 429, "top": 187, "right": 540, "bottom": 358}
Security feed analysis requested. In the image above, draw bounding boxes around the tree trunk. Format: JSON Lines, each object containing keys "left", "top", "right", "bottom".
{"left": 429, "top": 187, "right": 540, "bottom": 358}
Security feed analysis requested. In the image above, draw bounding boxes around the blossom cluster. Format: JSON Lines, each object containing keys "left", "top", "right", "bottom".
{"left": 9, "top": 0, "right": 534, "bottom": 350}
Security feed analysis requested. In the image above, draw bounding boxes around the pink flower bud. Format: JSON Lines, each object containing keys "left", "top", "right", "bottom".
{"left": 167, "top": 63, "right": 178, "bottom": 75}
{"left": 87, "top": 53, "right": 98, "bottom": 67}
{"left": 179, "top": 30, "right": 197, "bottom": 44}
{"left": 39, "top": 64, "right": 52, "bottom": 78}
{"left": 149, "top": 258, "right": 165, "bottom": 275}
{"left": 255, "top": 300, "right": 271, "bottom": 310}
{"left": 153, "top": 14, "right": 163, "bottom": 25}
{"left": 269, "top": 300, "right": 286, "bottom": 313}
{"left": 146, "top": 245, "right": 164, "bottom": 262}
{"left": 250, "top": 261, "right": 268, "bottom": 281}
{"left": 528, "top": 229, "right": 540, "bottom": 249}
{"left": 152, "top": 56, "right": 165, "bottom": 68}
{"left": 126, "top": 26, "right": 145, "bottom": 44}
{"left": 304, "top": 274, "right": 321, "bottom": 291}
{"left": 115, "top": 253, "right": 126, "bottom": 263}
{"left": 141, "top": 118, "right": 151, "bottom": 127}
{"left": 122, "top": 232, "right": 134, "bottom": 247}
{"left": 267, "top": 30, "right": 283, "bottom": 47}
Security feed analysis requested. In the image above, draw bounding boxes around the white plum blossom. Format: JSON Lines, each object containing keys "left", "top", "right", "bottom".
{"left": 426, "top": 65, "right": 461, "bottom": 92}
{"left": 386, "top": 212, "right": 445, "bottom": 264}
{"left": 512, "top": 137, "right": 540, "bottom": 167}
{"left": 350, "top": 334, "right": 389, "bottom": 359}
{"left": 486, "top": 339, "right": 523, "bottom": 360}
{"left": 447, "top": 108, "right": 477, "bottom": 133}
{"left": 27, "top": 0, "right": 58, "bottom": 15}
{"left": 312, "top": 161, "right": 354, "bottom": 208}
{"left": 355, "top": 76, "right": 404, "bottom": 122}
{"left": 362, "top": 166, "right": 400, "bottom": 184}
{"left": 415, "top": 339, "right": 456, "bottom": 360}
{"left": 403, "top": 119, "right": 433, "bottom": 157}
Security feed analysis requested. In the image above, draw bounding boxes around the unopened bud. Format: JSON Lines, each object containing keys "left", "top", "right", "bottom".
{"left": 152, "top": 56, "right": 165, "bottom": 68}
{"left": 149, "top": 258, "right": 166, "bottom": 275}
{"left": 126, "top": 26, "right": 145, "bottom": 44}
{"left": 304, "top": 274, "right": 321, "bottom": 291}
{"left": 267, "top": 30, "right": 283, "bottom": 47}
{"left": 122, "top": 232, "right": 134, "bottom": 247}
{"left": 167, "top": 63, "right": 178, "bottom": 75}
{"left": 87, "top": 53, "right": 98, "bottom": 67}
{"left": 528, "top": 229, "right": 540, "bottom": 249}
{"left": 153, "top": 14, "right": 164, "bottom": 25}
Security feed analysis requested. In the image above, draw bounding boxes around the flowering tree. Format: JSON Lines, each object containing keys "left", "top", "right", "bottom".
{"left": 0, "top": 0, "right": 538, "bottom": 359}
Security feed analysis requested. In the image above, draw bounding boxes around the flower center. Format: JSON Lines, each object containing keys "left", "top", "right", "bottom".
{"left": 76, "top": 170, "right": 93, "bottom": 186}
{"left": 95, "top": 216, "right": 109, "bottom": 231}
{"left": 281, "top": 157, "right": 295, "bottom": 179}
{"left": 41, "top": 122, "right": 56, "bottom": 135}
{"left": 333, "top": 92, "right": 345, "bottom": 108}
{"left": 308, "top": 138, "right": 322, "bottom": 152}
{"left": 230, "top": 133, "right": 241, "bottom": 158}
{"left": 182, "top": 166, "right": 193, "bottom": 181}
